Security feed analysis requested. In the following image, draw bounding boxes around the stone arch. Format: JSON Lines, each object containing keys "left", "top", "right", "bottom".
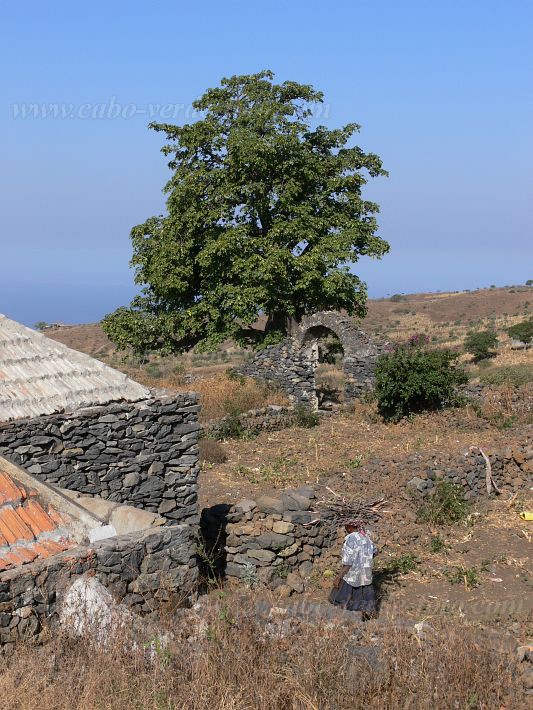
{"left": 236, "top": 311, "right": 384, "bottom": 410}
{"left": 292, "top": 312, "right": 384, "bottom": 406}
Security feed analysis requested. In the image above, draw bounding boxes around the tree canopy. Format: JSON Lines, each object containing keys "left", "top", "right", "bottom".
{"left": 102, "top": 70, "right": 389, "bottom": 354}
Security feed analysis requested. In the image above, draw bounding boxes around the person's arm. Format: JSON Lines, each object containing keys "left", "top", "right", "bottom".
{"left": 334, "top": 565, "right": 351, "bottom": 588}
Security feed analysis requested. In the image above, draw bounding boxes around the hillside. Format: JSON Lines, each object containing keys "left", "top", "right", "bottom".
{"left": 45, "top": 285, "right": 532, "bottom": 359}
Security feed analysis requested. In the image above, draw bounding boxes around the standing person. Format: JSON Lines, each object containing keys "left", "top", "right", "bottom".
{"left": 329, "top": 520, "right": 377, "bottom": 617}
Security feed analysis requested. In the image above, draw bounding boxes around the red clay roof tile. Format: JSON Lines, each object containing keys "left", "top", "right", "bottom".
{"left": 0, "top": 461, "right": 77, "bottom": 572}
{"left": 0, "top": 470, "right": 26, "bottom": 506}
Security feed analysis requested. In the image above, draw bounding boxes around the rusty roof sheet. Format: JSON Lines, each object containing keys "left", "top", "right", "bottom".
{"left": 0, "top": 457, "right": 77, "bottom": 572}
{"left": 0, "top": 313, "right": 150, "bottom": 422}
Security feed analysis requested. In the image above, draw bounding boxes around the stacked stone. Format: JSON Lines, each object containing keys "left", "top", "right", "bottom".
{"left": 0, "top": 523, "right": 198, "bottom": 651}
{"left": 235, "top": 312, "right": 386, "bottom": 407}
{"left": 235, "top": 339, "right": 316, "bottom": 407}
{"left": 204, "top": 488, "right": 335, "bottom": 595}
{"left": 203, "top": 404, "right": 294, "bottom": 439}
{"left": 295, "top": 311, "right": 385, "bottom": 403}
{"left": 0, "top": 392, "right": 200, "bottom": 524}
{"left": 406, "top": 444, "right": 532, "bottom": 499}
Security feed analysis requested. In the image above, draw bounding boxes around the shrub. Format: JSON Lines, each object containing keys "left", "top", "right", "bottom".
{"left": 430, "top": 535, "right": 446, "bottom": 553}
{"left": 214, "top": 413, "right": 246, "bottom": 440}
{"left": 417, "top": 480, "right": 470, "bottom": 526}
{"left": 380, "top": 553, "right": 419, "bottom": 575}
{"left": 293, "top": 405, "right": 319, "bottom": 428}
{"left": 375, "top": 345, "right": 467, "bottom": 421}
{"left": 444, "top": 565, "right": 481, "bottom": 590}
{"left": 507, "top": 317, "right": 533, "bottom": 345}
{"left": 390, "top": 293, "right": 406, "bottom": 302}
{"left": 464, "top": 330, "right": 498, "bottom": 361}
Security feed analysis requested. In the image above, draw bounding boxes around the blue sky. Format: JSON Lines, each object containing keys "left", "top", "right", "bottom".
{"left": 1, "top": 0, "right": 532, "bottom": 325}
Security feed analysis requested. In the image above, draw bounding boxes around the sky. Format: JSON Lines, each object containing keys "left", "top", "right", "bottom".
{"left": 1, "top": 0, "right": 532, "bottom": 326}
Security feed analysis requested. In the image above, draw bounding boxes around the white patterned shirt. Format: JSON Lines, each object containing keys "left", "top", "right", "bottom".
{"left": 341, "top": 531, "right": 376, "bottom": 587}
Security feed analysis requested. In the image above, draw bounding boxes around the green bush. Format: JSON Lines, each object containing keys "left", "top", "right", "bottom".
{"left": 417, "top": 480, "right": 470, "bottom": 526}
{"left": 379, "top": 553, "right": 419, "bottom": 575}
{"left": 444, "top": 565, "right": 481, "bottom": 590}
{"left": 213, "top": 413, "right": 246, "bottom": 440}
{"left": 375, "top": 345, "right": 467, "bottom": 421}
{"left": 507, "top": 318, "right": 533, "bottom": 345}
{"left": 464, "top": 330, "right": 498, "bottom": 361}
{"left": 430, "top": 535, "right": 446, "bottom": 553}
{"left": 293, "top": 405, "right": 319, "bottom": 428}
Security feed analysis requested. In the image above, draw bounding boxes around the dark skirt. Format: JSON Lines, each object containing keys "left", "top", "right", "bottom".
{"left": 328, "top": 580, "right": 376, "bottom": 613}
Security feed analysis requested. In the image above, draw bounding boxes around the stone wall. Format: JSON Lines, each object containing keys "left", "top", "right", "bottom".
{"left": 201, "top": 487, "right": 336, "bottom": 595}
{"left": 236, "top": 311, "right": 384, "bottom": 407}
{"left": 295, "top": 312, "right": 385, "bottom": 402}
{"left": 0, "top": 523, "right": 197, "bottom": 649}
{"left": 236, "top": 338, "right": 317, "bottom": 407}
{"left": 0, "top": 392, "right": 200, "bottom": 524}
{"left": 406, "top": 443, "right": 533, "bottom": 500}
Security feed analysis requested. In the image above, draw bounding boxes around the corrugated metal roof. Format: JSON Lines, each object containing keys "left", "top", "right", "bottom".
{"left": 0, "top": 313, "right": 150, "bottom": 422}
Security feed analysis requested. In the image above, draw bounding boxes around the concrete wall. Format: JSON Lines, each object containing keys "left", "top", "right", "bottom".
{"left": 0, "top": 392, "right": 200, "bottom": 524}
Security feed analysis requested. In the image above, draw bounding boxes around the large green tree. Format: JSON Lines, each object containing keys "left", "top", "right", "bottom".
{"left": 103, "top": 70, "right": 389, "bottom": 354}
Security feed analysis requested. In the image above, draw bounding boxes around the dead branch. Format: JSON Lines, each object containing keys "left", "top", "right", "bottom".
{"left": 311, "top": 488, "right": 387, "bottom": 527}
{"left": 468, "top": 445, "right": 501, "bottom": 495}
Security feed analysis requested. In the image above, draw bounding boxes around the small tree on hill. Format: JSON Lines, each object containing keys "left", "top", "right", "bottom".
{"left": 507, "top": 318, "right": 533, "bottom": 345}
{"left": 102, "top": 70, "right": 389, "bottom": 355}
{"left": 464, "top": 330, "right": 498, "bottom": 362}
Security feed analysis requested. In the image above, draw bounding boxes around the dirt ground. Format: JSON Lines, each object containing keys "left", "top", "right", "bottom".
{"left": 199, "top": 403, "right": 532, "bottom": 636}
{"left": 45, "top": 290, "right": 532, "bottom": 638}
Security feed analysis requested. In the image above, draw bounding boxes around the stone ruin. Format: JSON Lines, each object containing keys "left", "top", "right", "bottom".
{"left": 236, "top": 311, "right": 385, "bottom": 409}
{"left": 201, "top": 487, "right": 336, "bottom": 595}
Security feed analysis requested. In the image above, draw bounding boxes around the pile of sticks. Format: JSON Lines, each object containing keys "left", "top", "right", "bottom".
{"left": 311, "top": 487, "right": 387, "bottom": 527}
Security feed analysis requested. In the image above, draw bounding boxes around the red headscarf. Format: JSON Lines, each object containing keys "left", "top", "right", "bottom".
{"left": 345, "top": 519, "right": 367, "bottom": 535}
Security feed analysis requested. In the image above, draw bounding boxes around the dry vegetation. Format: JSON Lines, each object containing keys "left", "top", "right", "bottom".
{"left": 189, "top": 374, "right": 288, "bottom": 422}
{"left": 26, "top": 287, "right": 532, "bottom": 708}
{"left": 0, "top": 596, "right": 524, "bottom": 710}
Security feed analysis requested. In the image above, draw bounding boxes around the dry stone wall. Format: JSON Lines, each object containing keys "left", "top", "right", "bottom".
{"left": 236, "top": 339, "right": 317, "bottom": 407}
{"left": 0, "top": 523, "right": 197, "bottom": 650}
{"left": 236, "top": 312, "right": 385, "bottom": 407}
{"left": 0, "top": 392, "right": 200, "bottom": 524}
{"left": 405, "top": 443, "right": 533, "bottom": 499}
{"left": 295, "top": 312, "right": 385, "bottom": 402}
{"left": 201, "top": 487, "right": 336, "bottom": 594}
{"left": 203, "top": 404, "right": 295, "bottom": 439}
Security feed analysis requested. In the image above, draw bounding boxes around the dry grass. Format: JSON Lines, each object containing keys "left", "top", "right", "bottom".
{"left": 0, "top": 596, "right": 523, "bottom": 709}
{"left": 199, "top": 439, "right": 228, "bottom": 464}
{"left": 191, "top": 374, "right": 288, "bottom": 422}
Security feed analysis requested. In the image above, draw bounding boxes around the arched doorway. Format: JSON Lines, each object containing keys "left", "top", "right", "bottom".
{"left": 301, "top": 325, "right": 345, "bottom": 411}
{"left": 295, "top": 311, "right": 385, "bottom": 408}
{"left": 236, "top": 311, "right": 384, "bottom": 410}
